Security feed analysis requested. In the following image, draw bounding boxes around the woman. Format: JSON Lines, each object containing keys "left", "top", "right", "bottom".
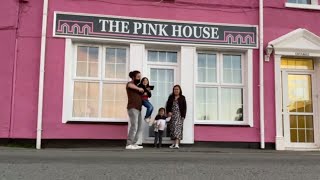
{"left": 166, "top": 85, "right": 187, "bottom": 149}
{"left": 126, "top": 70, "right": 144, "bottom": 150}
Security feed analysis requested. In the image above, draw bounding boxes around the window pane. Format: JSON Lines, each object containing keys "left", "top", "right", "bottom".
{"left": 281, "top": 58, "right": 314, "bottom": 70}
{"left": 198, "top": 69, "right": 206, "bottom": 82}
{"left": 221, "top": 88, "right": 243, "bottom": 121}
{"left": 232, "top": 56, "right": 241, "bottom": 69}
{"left": 197, "top": 53, "right": 217, "bottom": 83}
{"left": 106, "top": 48, "right": 116, "bottom": 64}
{"left": 196, "top": 87, "right": 218, "bottom": 120}
{"left": 73, "top": 100, "right": 86, "bottom": 117}
{"left": 223, "top": 69, "right": 232, "bottom": 83}
{"left": 159, "top": 51, "right": 166, "bottom": 62}
{"left": 88, "top": 62, "right": 98, "bottom": 77}
{"left": 223, "top": 55, "right": 242, "bottom": 84}
{"left": 207, "top": 69, "right": 217, "bottom": 83}
{"left": 223, "top": 55, "right": 232, "bottom": 69}
{"left": 116, "top": 49, "right": 127, "bottom": 64}
{"left": 207, "top": 54, "right": 216, "bottom": 68}
{"left": 148, "top": 51, "right": 158, "bottom": 62}
{"left": 73, "top": 82, "right": 99, "bottom": 118}
{"left": 76, "top": 62, "right": 87, "bottom": 77}
{"left": 233, "top": 70, "right": 242, "bottom": 84}
{"left": 88, "top": 47, "right": 99, "bottom": 62}
{"left": 116, "top": 64, "right": 126, "bottom": 79}
{"left": 77, "top": 46, "right": 87, "bottom": 62}
{"left": 105, "top": 48, "right": 127, "bottom": 79}
{"left": 148, "top": 51, "right": 177, "bottom": 63}
{"left": 102, "top": 84, "right": 127, "bottom": 119}
{"left": 105, "top": 64, "right": 115, "bottom": 79}
{"left": 198, "top": 54, "right": 206, "bottom": 67}
{"left": 167, "top": 52, "right": 178, "bottom": 62}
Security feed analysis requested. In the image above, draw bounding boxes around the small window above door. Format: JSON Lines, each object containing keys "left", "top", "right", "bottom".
{"left": 148, "top": 50, "right": 178, "bottom": 63}
{"left": 281, "top": 58, "right": 314, "bottom": 70}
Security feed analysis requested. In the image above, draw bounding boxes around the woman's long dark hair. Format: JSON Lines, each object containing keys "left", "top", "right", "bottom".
{"left": 168, "top": 85, "right": 183, "bottom": 101}
{"left": 171, "top": 85, "right": 182, "bottom": 97}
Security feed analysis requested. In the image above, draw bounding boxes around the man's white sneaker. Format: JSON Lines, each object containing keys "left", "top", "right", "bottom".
{"left": 125, "top": 145, "right": 139, "bottom": 150}
{"left": 133, "top": 144, "right": 143, "bottom": 149}
{"left": 169, "top": 144, "right": 175, "bottom": 149}
{"left": 173, "top": 145, "right": 180, "bottom": 149}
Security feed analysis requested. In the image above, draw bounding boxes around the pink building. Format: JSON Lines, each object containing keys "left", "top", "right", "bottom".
{"left": 1, "top": 0, "right": 320, "bottom": 150}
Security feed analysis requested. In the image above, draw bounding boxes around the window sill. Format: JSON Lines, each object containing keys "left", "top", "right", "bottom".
{"left": 194, "top": 121, "right": 252, "bottom": 127}
{"left": 63, "top": 118, "right": 128, "bottom": 123}
{"left": 285, "top": 3, "right": 320, "bottom": 10}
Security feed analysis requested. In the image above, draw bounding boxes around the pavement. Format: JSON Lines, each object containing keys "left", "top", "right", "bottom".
{"left": 0, "top": 146, "right": 320, "bottom": 180}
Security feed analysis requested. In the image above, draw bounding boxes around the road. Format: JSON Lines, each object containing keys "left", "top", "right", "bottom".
{"left": 0, "top": 147, "right": 320, "bottom": 180}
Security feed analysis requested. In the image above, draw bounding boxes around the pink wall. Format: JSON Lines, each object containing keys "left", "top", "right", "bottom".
{"left": 8, "top": 0, "right": 43, "bottom": 138}
{"left": 38, "top": 0, "right": 262, "bottom": 141}
{"left": 0, "top": 0, "right": 19, "bottom": 138}
{"left": 7, "top": 0, "right": 318, "bottom": 143}
{"left": 263, "top": 1, "right": 320, "bottom": 143}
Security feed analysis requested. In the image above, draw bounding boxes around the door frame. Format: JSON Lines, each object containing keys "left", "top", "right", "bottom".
{"left": 142, "top": 49, "right": 181, "bottom": 144}
{"left": 281, "top": 70, "right": 319, "bottom": 149}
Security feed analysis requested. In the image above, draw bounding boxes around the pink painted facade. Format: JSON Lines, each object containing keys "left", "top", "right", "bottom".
{"left": 1, "top": 0, "right": 319, "bottom": 148}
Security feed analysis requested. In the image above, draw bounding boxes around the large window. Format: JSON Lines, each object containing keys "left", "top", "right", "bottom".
{"left": 195, "top": 52, "right": 245, "bottom": 124}
{"left": 288, "top": 0, "right": 311, "bottom": 4}
{"left": 285, "top": 0, "right": 320, "bottom": 10}
{"left": 66, "top": 44, "right": 129, "bottom": 122}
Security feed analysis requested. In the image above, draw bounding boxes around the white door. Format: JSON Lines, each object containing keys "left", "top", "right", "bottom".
{"left": 282, "top": 71, "right": 319, "bottom": 149}
{"left": 142, "top": 50, "right": 178, "bottom": 144}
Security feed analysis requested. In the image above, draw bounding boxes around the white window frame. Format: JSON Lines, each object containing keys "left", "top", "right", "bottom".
{"left": 285, "top": 0, "right": 320, "bottom": 10}
{"left": 194, "top": 49, "right": 253, "bottom": 126}
{"left": 62, "top": 39, "right": 130, "bottom": 123}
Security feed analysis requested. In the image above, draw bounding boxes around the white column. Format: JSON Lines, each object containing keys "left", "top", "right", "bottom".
{"left": 180, "top": 46, "right": 195, "bottom": 144}
{"left": 129, "top": 43, "right": 145, "bottom": 145}
{"left": 274, "top": 54, "right": 285, "bottom": 150}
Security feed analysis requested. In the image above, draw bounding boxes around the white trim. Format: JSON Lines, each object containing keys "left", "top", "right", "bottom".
{"left": 194, "top": 121, "right": 250, "bottom": 126}
{"left": 64, "top": 118, "right": 128, "bottom": 123}
{"left": 285, "top": 3, "right": 320, "bottom": 10}
{"left": 274, "top": 55, "right": 284, "bottom": 150}
{"left": 247, "top": 49, "right": 254, "bottom": 127}
{"left": 180, "top": 46, "right": 195, "bottom": 144}
{"left": 62, "top": 39, "right": 73, "bottom": 123}
{"left": 269, "top": 29, "right": 320, "bottom": 55}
